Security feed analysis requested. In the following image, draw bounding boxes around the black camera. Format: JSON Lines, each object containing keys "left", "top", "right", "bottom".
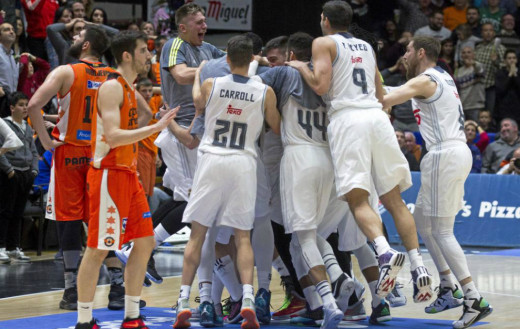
{"left": 514, "top": 158, "right": 520, "bottom": 169}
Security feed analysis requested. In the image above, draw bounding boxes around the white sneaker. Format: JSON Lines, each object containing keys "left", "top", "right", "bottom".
{"left": 0, "top": 248, "right": 11, "bottom": 264}
{"left": 8, "top": 248, "right": 30, "bottom": 262}
{"left": 332, "top": 273, "right": 355, "bottom": 312}
{"left": 321, "top": 306, "right": 343, "bottom": 329}
{"left": 173, "top": 298, "right": 192, "bottom": 328}
{"left": 114, "top": 243, "right": 132, "bottom": 265}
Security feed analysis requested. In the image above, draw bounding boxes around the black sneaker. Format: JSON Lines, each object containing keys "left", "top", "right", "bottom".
{"left": 369, "top": 300, "right": 392, "bottom": 325}
{"left": 75, "top": 318, "right": 100, "bottom": 329}
{"left": 452, "top": 296, "right": 493, "bottom": 329}
{"left": 60, "top": 287, "right": 78, "bottom": 310}
{"left": 108, "top": 285, "right": 146, "bottom": 310}
{"left": 146, "top": 255, "right": 163, "bottom": 284}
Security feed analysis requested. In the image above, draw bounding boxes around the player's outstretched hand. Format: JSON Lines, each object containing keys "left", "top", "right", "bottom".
{"left": 286, "top": 60, "right": 309, "bottom": 70}
{"left": 155, "top": 106, "right": 179, "bottom": 131}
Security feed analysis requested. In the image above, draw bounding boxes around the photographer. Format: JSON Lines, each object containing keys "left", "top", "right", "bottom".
{"left": 497, "top": 147, "right": 520, "bottom": 175}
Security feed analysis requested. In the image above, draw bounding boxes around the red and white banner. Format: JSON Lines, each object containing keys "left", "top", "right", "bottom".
{"left": 194, "top": 0, "right": 252, "bottom": 31}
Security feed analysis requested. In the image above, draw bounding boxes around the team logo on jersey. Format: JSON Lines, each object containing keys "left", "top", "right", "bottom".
{"left": 226, "top": 104, "right": 242, "bottom": 115}
{"left": 351, "top": 56, "right": 363, "bottom": 63}
{"left": 143, "top": 211, "right": 152, "bottom": 219}
{"left": 104, "top": 236, "right": 115, "bottom": 247}
{"left": 87, "top": 80, "right": 102, "bottom": 89}
{"left": 122, "top": 217, "right": 128, "bottom": 234}
{"left": 76, "top": 130, "right": 91, "bottom": 141}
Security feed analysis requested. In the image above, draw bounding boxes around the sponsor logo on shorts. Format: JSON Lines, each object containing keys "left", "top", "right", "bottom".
{"left": 46, "top": 205, "right": 52, "bottom": 214}
{"left": 87, "top": 80, "right": 102, "bottom": 89}
{"left": 76, "top": 130, "right": 91, "bottom": 141}
{"left": 122, "top": 217, "right": 128, "bottom": 234}
{"left": 143, "top": 211, "right": 151, "bottom": 219}
{"left": 104, "top": 236, "right": 115, "bottom": 247}
{"left": 65, "top": 156, "right": 90, "bottom": 166}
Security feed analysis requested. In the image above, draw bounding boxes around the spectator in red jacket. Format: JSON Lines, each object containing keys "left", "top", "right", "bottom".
{"left": 21, "top": 0, "right": 60, "bottom": 60}
{"left": 17, "top": 53, "right": 50, "bottom": 100}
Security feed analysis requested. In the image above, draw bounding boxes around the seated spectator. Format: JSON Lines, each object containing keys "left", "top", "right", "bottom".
{"left": 465, "top": 121, "right": 483, "bottom": 173}
{"left": 494, "top": 50, "right": 520, "bottom": 124}
{"left": 127, "top": 22, "right": 139, "bottom": 31}
{"left": 437, "top": 38, "right": 455, "bottom": 74}
{"left": 454, "top": 24, "right": 481, "bottom": 65}
{"left": 377, "top": 19, "right": 399, "bottom": 45}
{"left": 482, "top": 118, "right": 520, "bottom": 172}
{"left": 480, "top": 0, "right": 517, "bottom": 15}
{"left": 465, "top": 6, "right": 482, "bottom": 38}
{"left": 397, "top": 0, "right": 434, "bottom": 34}
{"left": 415, "top": 10, "right": 452, "bottom": 41}
{"left": 141, "top": 21, "right": 156, "bottom": 52}
{"left": 17, "top": 53, "right": 50, "bottom": 100}
{"left": 478, "top": 109, "right": 497, "bottom": 132}
{"left": 89, "top": 7, "right": 107, "bottom": 25}
{"left": 0, "top": 92, "right": 38, "bottom": 263}
{"left": 454, "top": 46, "right": 485, "bottom": 121}
{"left": 396, "top": 129, "right": 420, "bottom": 171}
{"left": 382, "top": 57, "right": 419, "bottom": 131}
{"left": 497, "top": 13, "right": 520, "bottom": 50}
{"left": 380, "top": 30, "right": 412, "bottom": 70}
{"left": 480, "top": 0, "right": 504, "bottom": 32}
{"left": 70, "top": 0, "right": 85, "bottom": 19}
{"left": 405, "top": 131, "right": 422, "bottom": 162}
{"left": 497, "top": 147, "right": 520, "bottom": 174}
{"left": 443, "top": 0, "right": 469, "bottom": 31}
{"left": 475, "top": 22, "right": 506, "bottom": 112}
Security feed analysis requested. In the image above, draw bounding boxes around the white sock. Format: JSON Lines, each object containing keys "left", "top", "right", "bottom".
{"left": 77, "top": 301, "right": 93, "bottom": 324}
{"left": 303, "top": 285, "right": 323, "bottom": 311}
{"left": 408, "top": 248, "right": 424, "bottom": 271}
{"left": 372, "top": 236, "right": 391, "bottom": 256}
{"left": 215, "top": 255, "right": 242, "bottom": 301}
{"left": 316, "top": 280, "right": 336, "bottom": 309}
{"left": 440, "top": 273, "right": 457, "bottom": 290}
{"left": 462, "top": 281, "right": 481, "bottom": 299}
{"left": 199, "top": 282, "right": 212, "bottom": 303}
{"left": 180, "top": 285, "right": 191, "bottom": 300}
{"left": 154, "top": 224, "right": 171, "bottom": 249}
{"left": 242, "top": 284, "right": 254, "bottom": 301}
{"left": 124, "top": 295, "right": 140, "bottom": 320}
{"left": 272, "top": 256, "right": 290, "bottom": 277}
{"left": 368, "top": 281, "right": 384, "bottom": 308}
{"left": 211, "top": 272, "right": 225, "bottom": 305}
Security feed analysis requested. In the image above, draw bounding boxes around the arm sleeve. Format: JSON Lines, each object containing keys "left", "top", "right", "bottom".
{"left": 46, "top": 23, "right": 70, "bottom": 65}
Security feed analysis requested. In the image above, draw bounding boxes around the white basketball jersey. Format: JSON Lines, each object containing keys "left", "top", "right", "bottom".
{"left": 281, "top": 97, "right": 328, "bottom": 147}
{"left": 324, "top": 33, "right": 382, "bottom": 116}
{"left": 199, "top": 74, "right": 266, "bottom": 158}
{"left": 411, "top": 67, "right": 466, "bottom": 150}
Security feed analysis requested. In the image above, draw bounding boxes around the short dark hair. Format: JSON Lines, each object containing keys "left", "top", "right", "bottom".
{"left": 10, "top": 92, "right": 28, "bottom": 107}
{"left": 136, "top": 78, "right": 153, "bottom": 89}
{"left": 227, "top": 35, "right": 253, "bottom": 67}
{"left": 175, "top": 3, "right": 204, "bottom": 28}
{"left": 264, "top": 36, "right": 288, "bottom": 55}
{"left": 54, "top": 7, "right": 73, "bottom": 23}
{"left": 501, "top": 117, "right": 518, "bottom": 129}
{"left": 111, "top": 31, "right": 148, "bottom": 65}
{"left": 84, "top": 25, "right": 110, "bottom": 58}
{"left": 504, "top": 49, "right": 517, "bottom": 59}
{"left": 411, "top": 36, "right": 441, "bottom": 62}
{"left": 467, "top": 5, "right": 480, "bottom": 13}
{"left": 322, "top": 0, "right": 352, "bottom": 30}
{"left": 244, "top": 32, "right": 263, "bottom": 55}
{"left": 430, "top": 10, "right": 444, "bottom": 18}
{"left": 288, "top": 32, "right": 313, "bottom": 62}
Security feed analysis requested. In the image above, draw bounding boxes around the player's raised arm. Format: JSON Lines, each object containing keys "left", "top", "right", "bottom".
{"left": 27, "top": 65, "right": 73, "bottom": 150}
{"left": 264, "top": 86, "right": 281, "bottom": 135}
{"left": 287, "top": 36, "right": 335, "bottom": 96}
{"left": 382, "top": 75, "right": 437, "bottom": 110}
{"left": 192, "top": 61, "right": 210, "bottom": 114}
{"left": 99, "top": 80, "right": 177, "bottom": 148}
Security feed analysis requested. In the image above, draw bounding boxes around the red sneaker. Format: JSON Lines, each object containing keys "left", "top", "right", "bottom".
{"left": 272, "top": 293, "right": 306, "bottom": 320}
{"left": 121, "top": 315, "right": 148, "bottom": 329}
{"left": 75, "top": 319, "right": 100, "bottom": 329}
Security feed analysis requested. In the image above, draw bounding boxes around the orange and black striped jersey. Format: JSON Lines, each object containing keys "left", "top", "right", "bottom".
{"left": 52, "top": 60, "right": 116, "bottom": 146}
{"left": 91, "top": 72, "right": 139, "bottom": 172}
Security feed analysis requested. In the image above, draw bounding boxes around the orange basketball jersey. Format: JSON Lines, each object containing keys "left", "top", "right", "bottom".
{"left": 91, "top": 72, "right": 139, "bottom": 172}
{"left": 52, "top": 60, "right": 116, "bottom": 146}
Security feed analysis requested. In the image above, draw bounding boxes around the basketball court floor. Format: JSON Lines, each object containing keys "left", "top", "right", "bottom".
{"left": 0, "top": 244, "right": 518, "bottom": 329}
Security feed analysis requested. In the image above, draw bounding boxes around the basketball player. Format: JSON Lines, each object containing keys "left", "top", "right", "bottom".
{"left": 27, "top": 26, "right": 126, "bottom": 311}
{"left": 287, "top": 0, "right": 433, "bottom": 303}
{"left": 255, "top": 32, "right": 355, "bottom": 329}
{"left": 382, "top": 36, "right": 492, "bottom": 329}
{"left": 74, "top": 31, "right": 177, "bottom": 329}
{"left": 173, "top": 35, "right": 280, "bottom": 329}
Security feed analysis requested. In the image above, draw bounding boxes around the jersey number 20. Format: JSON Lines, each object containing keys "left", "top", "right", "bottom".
{"left": 213, "top": 119, "right": 248, "bottom": 149}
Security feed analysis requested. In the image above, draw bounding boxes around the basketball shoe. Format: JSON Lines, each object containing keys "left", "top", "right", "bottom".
{"left": 332, "top": 273, "right": 355, "bottom": 312}
{"left": 452, "top": 296, "right": 492, "bottom": 329}
{"left": 173, "top": 298, "right": 192, "bottom": 329}
{"left": 240, "top": 297, "right": 259, "bottom": 329}
{"left": 375, "top": 249, "right": 406, "bottom": 298}
{"left": 412, "top": 266, "right": 433, "bottom": 303}
{"left": 386, "top": 282, "right": 407, "bottom": 307}
{"left": 369, "top": 300, "right": 391, "bottom": 325}
{"left": 254, "top": 288, "right": 271, "bottom": 324}
{"left": 75, "top": 318, "right": 100, "bottom": 329}
{"left": 425, "top": 285, "right": 463, "bottom": 314}
{"left": 320, "top": 306, "right": 343, "bottom": 329}
{"left": 121, "top": 315, "right": 149, "bottom": 329}
{"left": 199, "top": 301, "right": 223, "bottom": 327}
